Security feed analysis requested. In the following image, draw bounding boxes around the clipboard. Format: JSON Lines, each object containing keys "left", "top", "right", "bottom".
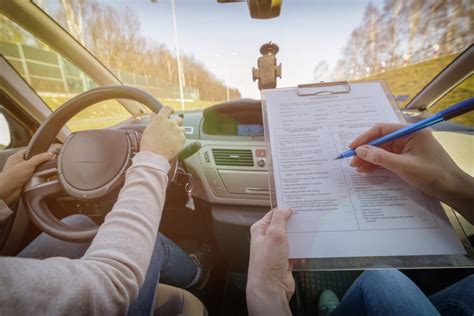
{"left": 261, "top": 80, "right": 474, "bottom": 271}
{"left": 296, "top": 81, "right": 351, "bottom": 96}
{"left": 295, "top": 80, "right": 406, "bottom": 121}
{"left": 262, "top": 80, "right": 406, "bottom": 210}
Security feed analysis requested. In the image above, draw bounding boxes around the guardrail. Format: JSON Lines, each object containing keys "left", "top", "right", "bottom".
{"left": 0, "top": 40, "right": 199, "bottom": 101}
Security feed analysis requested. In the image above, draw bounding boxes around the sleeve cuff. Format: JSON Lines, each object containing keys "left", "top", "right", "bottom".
{"left": 0, "top": 199, "right": 13, "bottom": 223}
{"left": 132, "top": 151, "right": 170, "bottom": 173}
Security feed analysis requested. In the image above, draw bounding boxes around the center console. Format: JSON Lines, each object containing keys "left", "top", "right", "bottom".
{"left": 183, "top": 99, "right": 271, "bottom": 206}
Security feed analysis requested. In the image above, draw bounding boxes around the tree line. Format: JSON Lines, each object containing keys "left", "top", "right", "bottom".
{"left": 7, "top": 0, "right": 241, "bottom": 101}
{"left": 324, "top": 0, "right": 473, "bottom": 81}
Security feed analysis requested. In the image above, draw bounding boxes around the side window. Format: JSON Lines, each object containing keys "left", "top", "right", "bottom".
{"left": 427, "top": 74, "right": 474, "bottom": 127}
{"left": 0, "top": 15, "right": 132, "bottom": 132}
{"left": 0, "top": 112, "right": 11, "bottom": 150}
{"left": 0, "top": 103, "right": 34, "bottom": 150}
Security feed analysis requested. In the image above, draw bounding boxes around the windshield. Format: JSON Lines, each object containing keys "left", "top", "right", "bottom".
{"left": 31, "top": 0, "right": 474, "bottom": 114}
{"left": 0, "top": 15, "right": 132, "bottom": 131}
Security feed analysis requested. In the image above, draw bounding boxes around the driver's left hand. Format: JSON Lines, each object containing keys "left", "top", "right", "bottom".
{"left": 0, "top": 150, "right": 53, "bottom": 205}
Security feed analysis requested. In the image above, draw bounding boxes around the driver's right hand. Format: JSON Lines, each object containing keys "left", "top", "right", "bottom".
{"left": 140, "top": 106, "right": 186, "bottom": 161}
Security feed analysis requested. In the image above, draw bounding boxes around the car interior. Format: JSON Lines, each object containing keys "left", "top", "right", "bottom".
{"left": 0, "top": 1, "right": 473, "bottom": 315}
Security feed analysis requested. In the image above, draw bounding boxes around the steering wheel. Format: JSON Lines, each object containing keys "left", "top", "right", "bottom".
{"left": 22, "top": 85, "right": 167, "bottom": 242}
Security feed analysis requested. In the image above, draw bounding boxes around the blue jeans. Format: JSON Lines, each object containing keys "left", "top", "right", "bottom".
{"left": 332, "top": 270, "right": 474, "bottom": 316}
{"left": 18, "top": 215, "right": 199, "bottom": 316}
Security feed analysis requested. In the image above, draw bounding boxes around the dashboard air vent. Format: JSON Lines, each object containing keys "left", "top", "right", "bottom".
{"left": 212, "top": 149, "right": 254, "bottom": 167}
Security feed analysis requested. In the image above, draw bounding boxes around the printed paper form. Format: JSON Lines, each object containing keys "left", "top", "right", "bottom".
{"left": 263, "top": 82, "right": 466, "bottom": 258}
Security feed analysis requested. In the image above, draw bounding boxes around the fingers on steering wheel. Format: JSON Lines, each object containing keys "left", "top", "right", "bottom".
{"left": 172, "top": 116, "right": 183, "bottom": 126}
{"left": 158, "top": 106, "right": 174, "bottom": 118}
{"left": 26, "top": 152, "right": 54, "bottom": 168}
{"left": 5, "top": 150, "right": 26, "bottom": 168}
{"left": 10, "top": 150, "right": 26, "bottom": 161}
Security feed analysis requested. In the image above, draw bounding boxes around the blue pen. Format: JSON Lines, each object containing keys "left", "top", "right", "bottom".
{"left": 335, "top": 97, "right": 474, "bottom": 160}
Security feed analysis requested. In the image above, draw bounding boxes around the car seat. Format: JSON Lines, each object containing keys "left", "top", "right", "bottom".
{"left": 154, "top": 284, "right": 207, "bottom": 316}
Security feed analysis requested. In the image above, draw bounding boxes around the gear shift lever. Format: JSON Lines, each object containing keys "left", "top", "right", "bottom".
{"left": 178, "top": 141, "right": 201, "bottom": 161}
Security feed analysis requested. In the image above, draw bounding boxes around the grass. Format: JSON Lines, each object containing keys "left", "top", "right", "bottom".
{"left": 363, "top": 54, "right": 473, "bottom": 127}
{"left": 160, "top": 99, "right": 220, "bottom": 111}
{"left": 425, "top": 75, "right": 474, "bottom": 127}
{"left": 40, "top": 96, "right": 223, "bottom": 131}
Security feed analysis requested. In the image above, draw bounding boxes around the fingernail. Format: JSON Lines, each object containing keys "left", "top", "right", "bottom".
{"left": 350, "top": 158, "right": 356, "bottom": 167}
{"left": 355, "top": 146, "right": 368, "bottom": 158}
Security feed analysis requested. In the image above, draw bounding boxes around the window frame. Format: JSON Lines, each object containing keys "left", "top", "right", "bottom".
{"left": 406, "top": 45, "right": 474, "bottom": 112}
{"left": 0, "top": 92, "right": 37, "bottom": 149}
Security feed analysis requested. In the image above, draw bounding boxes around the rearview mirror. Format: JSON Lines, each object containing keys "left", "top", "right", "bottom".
{"left": 247, "top": 0, "right": 281, "bottom": 19}
{"left": 217, "top": 0, "right": 282, "bottom": 19}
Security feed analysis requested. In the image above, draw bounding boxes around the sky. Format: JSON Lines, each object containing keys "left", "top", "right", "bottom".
{"left": 96, "top": 0, "right": 383, "bottom": 98}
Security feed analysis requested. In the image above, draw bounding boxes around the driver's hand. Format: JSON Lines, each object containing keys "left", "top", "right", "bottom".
{"left": 0, "top": 150, "right": 53, "bottom": 205}
{"left": 140, "top": 106, "right": 186, "bottom": 161}
{"left": 247, "top": 208, "right": 294, "bottom": 316}
{"left": 349, "top": 123, "right": 474, "bottom": 223}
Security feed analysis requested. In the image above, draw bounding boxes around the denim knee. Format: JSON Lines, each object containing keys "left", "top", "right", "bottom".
{"left": 430, "top": 274, "right": 474, "bottom": 315}
{"left": 359, "top": 269, "right": 405, "bottom": 287}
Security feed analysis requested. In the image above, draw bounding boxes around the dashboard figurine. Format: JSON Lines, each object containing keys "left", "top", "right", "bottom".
{"left": 252, "top": 42, "right": 282, "bottom": 90}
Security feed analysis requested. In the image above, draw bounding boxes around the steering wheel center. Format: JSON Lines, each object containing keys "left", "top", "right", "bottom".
{"left": 58, "top": 129, "right": 139, "bottom": 200}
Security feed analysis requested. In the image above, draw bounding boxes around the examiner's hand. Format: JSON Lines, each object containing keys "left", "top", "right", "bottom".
{"left": 140, "top": 106, "right": 186, "bottom": 161}
{"left": 247, "top": 208, "right": 294, "bottom": 316}
{"left": 0, "top": 150, "right": 53, "bottom": 205}
{"left": 350, "top": 123, "right": 474, "bottom": 223}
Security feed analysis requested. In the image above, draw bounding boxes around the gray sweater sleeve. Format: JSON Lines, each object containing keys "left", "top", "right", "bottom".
{"left": 0, "top": 151, "right": 169, "bottom": 315}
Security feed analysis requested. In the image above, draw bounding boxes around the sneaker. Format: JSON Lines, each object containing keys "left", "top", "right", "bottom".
{"left": 189, "top": 243, "right": 214, "bottom": 290}
{"left": 318, "top": 289, "right": 340, "bottom": 316}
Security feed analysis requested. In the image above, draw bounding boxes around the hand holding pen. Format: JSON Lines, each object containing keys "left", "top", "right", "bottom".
{"left": 345, "top": 101, "right": 474, "bottom": 223}
{"left": 335, "top": 97, "right": 474, "bottom": 160}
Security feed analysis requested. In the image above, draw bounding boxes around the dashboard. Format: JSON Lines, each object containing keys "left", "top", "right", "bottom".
{"left": 201, "top": 98, "right": 265, "bottom": 137}
{"left": 237, "top": 124, "right": 264, "bottom": 137}
{"left": 178, "top": 98, "right": 272, "bottom": 207}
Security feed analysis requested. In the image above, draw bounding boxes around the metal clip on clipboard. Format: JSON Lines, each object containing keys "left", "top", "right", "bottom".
{"left": 296, "top": 81, "right": 351, "bottom": 96}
